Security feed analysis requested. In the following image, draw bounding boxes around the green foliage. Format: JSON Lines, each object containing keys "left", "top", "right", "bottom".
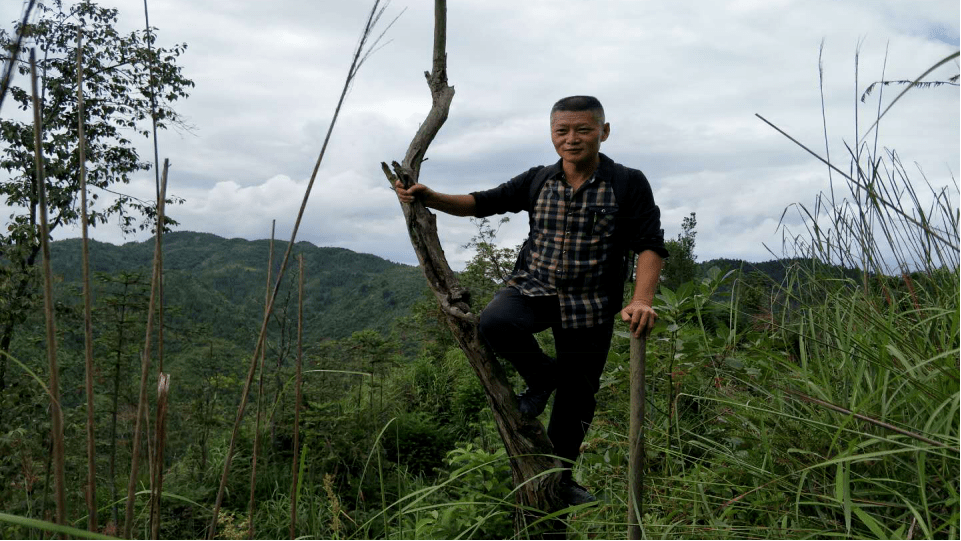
{"left": 661, "top": 212, "right": 697, "bottom": 290}
{"left": 0, "top": 0, "right": 192, "bottom": 369}
{"left": 385, "top": 413, "right": 452, "bottom": 477}
{"left": 47, "top": 232, "right": 427, "bottom": 344}
{"left": 392, "top": 443, "right": 514, "bottom": 540}
{"left": 459, "top": 217, "right": 521, "bottom": 311}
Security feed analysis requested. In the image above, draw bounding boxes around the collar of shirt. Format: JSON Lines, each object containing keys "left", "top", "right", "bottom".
{"left": 547, "top": 170, "right": 597, "bottom": 199}
{"left": 540, "top": 152, "right": 618, "bottom": 185}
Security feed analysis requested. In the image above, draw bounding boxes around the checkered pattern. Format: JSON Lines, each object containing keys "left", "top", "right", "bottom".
{"left": 508, "top": 171, "right": 621, "bottom": 328}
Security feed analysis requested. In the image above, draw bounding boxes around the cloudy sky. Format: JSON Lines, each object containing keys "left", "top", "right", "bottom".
{"left": 3, "top": 0, "right": 959, "bottom": 269}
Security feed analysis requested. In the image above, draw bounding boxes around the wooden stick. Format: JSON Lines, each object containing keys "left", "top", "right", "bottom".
{"left": 627, "top": 335, "right": 646, "bottom": 539}
{"left": 31, "top": 46, "right": 67, "bottom": 531}
{"left": 289, "top": 254, "right": 304, "bottom": 539}
{"left": 124, "top": 159, "right": 168, "bottom": 538}
{"left": 76, "top": 27, "right": 99, "bottom": 534}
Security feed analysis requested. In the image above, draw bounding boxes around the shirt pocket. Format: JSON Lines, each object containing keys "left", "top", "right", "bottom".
{"left": 587, "top": 204, "right": 618, "bottom": 237}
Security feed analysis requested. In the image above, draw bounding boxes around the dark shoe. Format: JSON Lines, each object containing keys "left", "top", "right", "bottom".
{"left": 517, "top": 387, "right": 553, "bottom": 417}
{"left": 558, "top": 479, "right": 597, "bottom": 506}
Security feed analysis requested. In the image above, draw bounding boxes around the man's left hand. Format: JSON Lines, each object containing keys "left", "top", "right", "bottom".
{"left": 621, "top": 300, "right": 657, "bottom": 338}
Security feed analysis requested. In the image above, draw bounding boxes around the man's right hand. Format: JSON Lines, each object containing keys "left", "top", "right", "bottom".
{"left": 393, "top": 180, "right": 477, "bottom": 217}
{"left": 394, "top": 180, "right": 433, "bottom": 205}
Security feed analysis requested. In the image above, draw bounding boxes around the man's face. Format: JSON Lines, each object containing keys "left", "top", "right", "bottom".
{"left": 550, "top": 110, "right": 610, "bottom": 166}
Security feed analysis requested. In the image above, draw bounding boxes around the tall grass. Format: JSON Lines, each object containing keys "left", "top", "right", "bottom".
{"left": 610, "top": 53, "right": 960, "bottom": 539}
{"left": 757, "top": 133, "right": 960, "bottom": 537}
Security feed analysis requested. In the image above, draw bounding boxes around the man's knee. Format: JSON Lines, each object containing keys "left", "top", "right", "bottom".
{"left": 478, "top": 305, "right": 504, "bottom": 346}
{"left": 478, "top": 289, "right": 512, "bottom": 342}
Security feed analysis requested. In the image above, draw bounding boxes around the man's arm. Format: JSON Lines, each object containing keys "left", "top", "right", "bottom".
{"left": 620, "top": 249, "right": 664, "bottom": 338}
{"left": 395, "top": 181, "right": 477, "bottom": 217}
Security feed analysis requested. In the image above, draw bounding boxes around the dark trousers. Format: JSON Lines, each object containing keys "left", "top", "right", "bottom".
{"left": 478, "top": 287, "right": 614, "bottom": 473}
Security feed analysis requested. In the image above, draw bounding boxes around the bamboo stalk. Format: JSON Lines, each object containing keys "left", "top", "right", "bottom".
{"left": 124, "top": 159, "right": 168, "bottom": 538}
{"left": 290, "top": 254, "right": 304, "bottom": 539}
{"left": 149, "top": 373, "right": 171, "bottom": 540}
{"left": 31, "top": 47, "right": 67, "bottom": 531}
{"left": 76, "top": 27, "right": 99, "bottom": 534}
{"left": 206, "top": 3, "right": 393, "bottom": 536}
{"left": 627, "top": 336, "right": 646, "bottom": 539}
{"left": 247, "top": 221, "right": 275, "bottom": 539}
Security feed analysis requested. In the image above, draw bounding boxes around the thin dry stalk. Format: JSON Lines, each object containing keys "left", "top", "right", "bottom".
{"left": 780, "top": 387, "right": 956, "bottom": 450}
{"left": 142, "top": 0, "right": 166, "bottom": 398}
{"left": 206, "top": 2, "right": 394, "bottom": 536}
{"left": 817, "top": 39, "right": 835, "bottom": 204}
{"left": 31, "top": 47, "right": 67, "bottom": 530}
{"left": 76, "top": 27, "right": 98, "bottom": 533}
{"left": 756, "top": 113, "right": 958, "bottom": 252}
{"left": 149, "top": 373, "right": 171, "bottom": 539}
{"left": 289, "top": 255, "right": 304, "bottom": 539}
{"left": 247, "top": 221, "right": 275, "bottom": 539}
{"left": 141, "top": 0, "right": 163, "bottom": 202}
{"left": 124, "top": 160, "right": 169, "bottom": 538}
{"left": 0, "top": 0, "right": 37, "bottom": 113}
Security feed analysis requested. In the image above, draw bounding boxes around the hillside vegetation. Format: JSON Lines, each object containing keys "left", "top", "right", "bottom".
{"left": 49, "top": 231, "right": 426, "bottom": 344}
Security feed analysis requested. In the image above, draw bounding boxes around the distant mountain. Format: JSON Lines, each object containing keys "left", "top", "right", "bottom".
{"left": 700, "top": 257, "right": 862, "bottom": 284}
{"left": 700, "top": 258, "right": 796, "bottom": 284}
{"left": 49, "top": 231, "right": 427, "bottom": 345}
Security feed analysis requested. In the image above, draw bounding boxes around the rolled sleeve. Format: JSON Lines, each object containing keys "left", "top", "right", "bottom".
{"left": 621, "top": 169, "right": 669, "bottom": 259}
{"left": 627, "top": 208, "right": 669, "bottom": 259}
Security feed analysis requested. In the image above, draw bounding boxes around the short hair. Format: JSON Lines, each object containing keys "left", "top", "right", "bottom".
{"left": 550, "top": 95, "right": 605, "bottom": 124}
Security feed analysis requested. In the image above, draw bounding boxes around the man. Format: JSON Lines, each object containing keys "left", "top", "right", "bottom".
{"left": 395, "top": 95, "right": 667, "bottom": 505}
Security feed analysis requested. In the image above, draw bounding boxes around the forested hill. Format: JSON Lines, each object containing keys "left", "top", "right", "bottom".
{"left": 49, "top": 231, "right": 427, "bottom": 344}
{"left": 701, "top": 257, "right": 865, "bottom": 284}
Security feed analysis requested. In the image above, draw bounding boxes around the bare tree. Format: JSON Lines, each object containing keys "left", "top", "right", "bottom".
{"left": 382, "top": 0, "right": 567, "bottom": 534}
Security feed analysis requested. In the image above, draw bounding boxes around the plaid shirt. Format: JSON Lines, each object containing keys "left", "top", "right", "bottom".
{"left": 508, "top": 170, "right": 621, "bottom": 328}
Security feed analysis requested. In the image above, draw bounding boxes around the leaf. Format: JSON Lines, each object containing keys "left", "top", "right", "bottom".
{"left": 852, "top": 505, "right": 888, "bottom": 539}
{"left": 0, "top": 512, "right": 116, "bottom": 539}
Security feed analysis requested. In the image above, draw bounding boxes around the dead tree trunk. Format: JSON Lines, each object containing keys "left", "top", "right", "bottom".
{"left": 381, "top": 0, "right": 565, "bottom": 534}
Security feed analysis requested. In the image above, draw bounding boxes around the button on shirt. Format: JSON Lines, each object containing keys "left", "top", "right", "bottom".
{"left": 508, "top": 171, "right": 620, "bottom": 329}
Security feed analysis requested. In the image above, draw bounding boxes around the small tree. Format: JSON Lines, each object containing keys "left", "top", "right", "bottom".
{"left": 0, "top": 0, "right": 193, "bottom": 391}
{"left": 661, "top": 212, "right": 697, "bottom": 290}
{"left": 459, "top": 217, "right": 520, "bottom": 309}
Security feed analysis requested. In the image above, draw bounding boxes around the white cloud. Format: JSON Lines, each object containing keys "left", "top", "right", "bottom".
{"left": 4, "top": 0, "right": 958, "bottom": 271}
